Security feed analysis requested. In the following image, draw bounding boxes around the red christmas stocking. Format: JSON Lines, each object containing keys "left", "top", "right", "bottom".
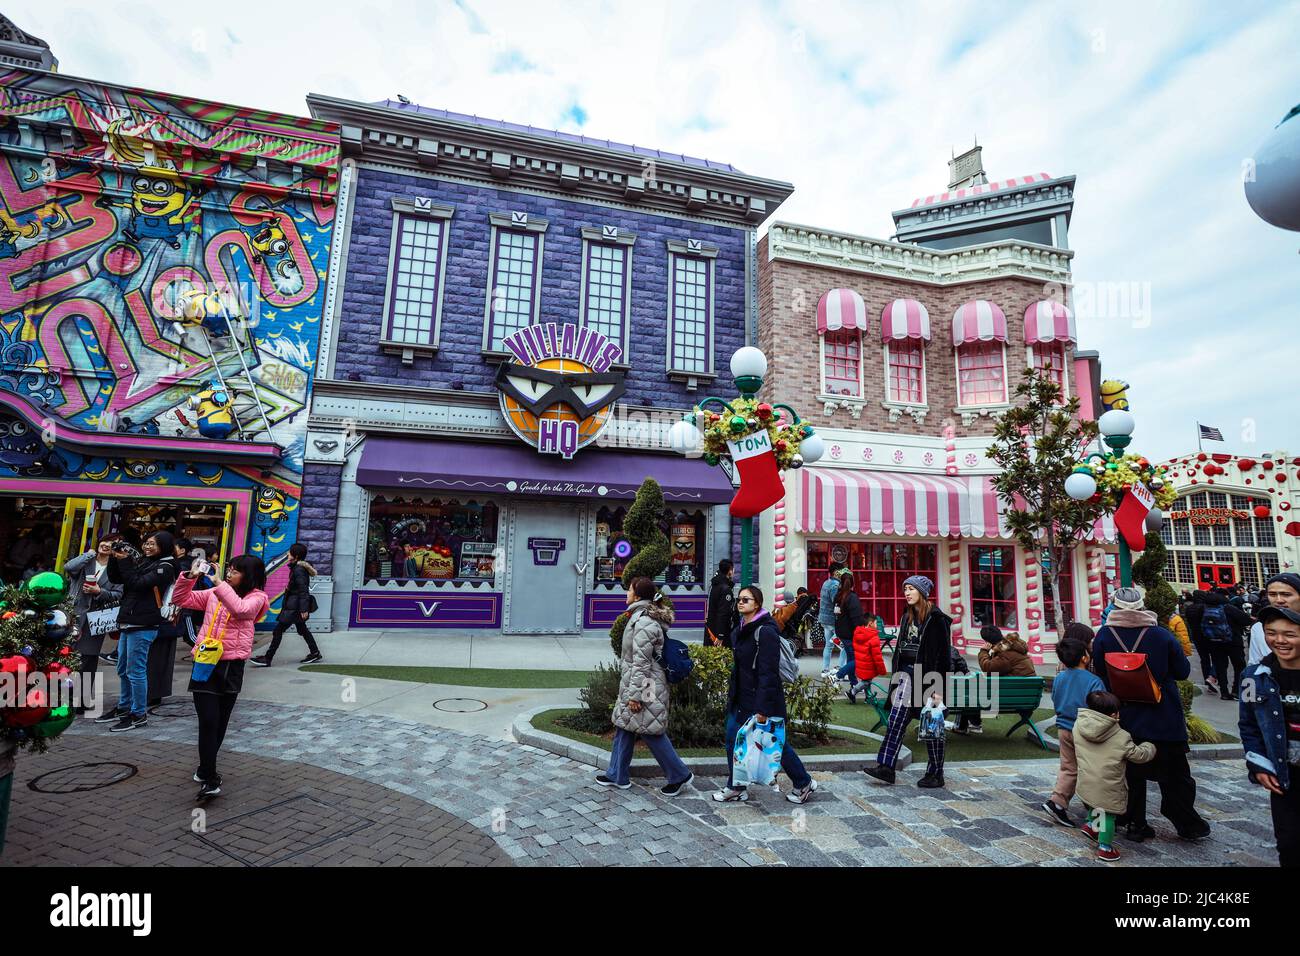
{"left": 1114, "top": 483, "right": 1154, "bottom": 552}
{"left": 728, "top": 430, "right": 785, "bottom": 518}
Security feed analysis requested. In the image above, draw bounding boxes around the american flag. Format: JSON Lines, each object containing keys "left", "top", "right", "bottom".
{"left": 1199, "top": 424, "right": 1224, "bottom": 442}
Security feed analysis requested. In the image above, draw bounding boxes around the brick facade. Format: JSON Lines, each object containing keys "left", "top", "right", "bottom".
{"left": 331, "top": 164, "right": 750, "bottom": 404}
{"left": 757, "top": 233, "right": 1074, "bottom": 439}
{"left": 298, "top": 462, "right": 343, "bottom": 569}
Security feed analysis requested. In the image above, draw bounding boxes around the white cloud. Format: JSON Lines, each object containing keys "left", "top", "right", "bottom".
{"left": 7, "top": 0, "right": 1299, "bottom": 460}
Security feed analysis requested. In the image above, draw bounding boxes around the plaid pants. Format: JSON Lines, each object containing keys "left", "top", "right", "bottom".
{"left": 877, "top": 672, "right": 946, "bottom": 777}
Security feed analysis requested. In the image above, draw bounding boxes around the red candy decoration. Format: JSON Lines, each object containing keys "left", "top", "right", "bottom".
{"left": 1263, "top": 461, "right": 1275, "bottom": 470}
{"left": 1238, "top": 458, "right": 1256, "bottom": 470}
{"left": 1286, "top": 522, "right": 1300, "bottom": 537}
{"left": 1196, "top": 453, "right": 1207, "bottom": 461}
{"left": 1255, "top": 506, "right": 1271, "bottom": 518}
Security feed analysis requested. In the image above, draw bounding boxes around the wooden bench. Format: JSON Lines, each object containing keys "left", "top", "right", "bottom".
{"left": 861, "top": 674, "right": 1049, "bottom": 750}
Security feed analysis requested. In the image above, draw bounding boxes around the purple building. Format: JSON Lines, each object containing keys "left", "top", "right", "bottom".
{"left": 302, "top": 96, "right": 792, "bottom": 635}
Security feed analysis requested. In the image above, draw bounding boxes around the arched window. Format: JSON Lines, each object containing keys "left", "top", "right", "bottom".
{"left": 881, "top": 298, "right": 930, "bottom": 405}
{"left": 822, "top": 329, "right": 862, "bottom": 397}
{"left": 952, "top": 300, "right": 1008, "bottom": 406}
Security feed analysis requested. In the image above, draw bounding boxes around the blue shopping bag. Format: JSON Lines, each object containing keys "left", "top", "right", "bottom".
{"left": 731, "top": 715, "right": 786, "bottom": 787}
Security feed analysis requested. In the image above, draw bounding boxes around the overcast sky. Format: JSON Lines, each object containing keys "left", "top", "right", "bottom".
{"left": 11, "top": 0, "right": 1299, "bottom": 462}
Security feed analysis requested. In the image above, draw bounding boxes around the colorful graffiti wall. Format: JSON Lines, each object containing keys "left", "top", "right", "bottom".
{"left": 0, "top": 68, "right": 339, "bottom": 600}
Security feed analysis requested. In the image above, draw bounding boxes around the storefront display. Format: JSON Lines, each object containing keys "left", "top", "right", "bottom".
{"left": 807, "top": 540, "right": 938, "bottom": 625}
{"left": 969, "top": 545, "right": 1018, "bottom": 629}
{"left": 365, "top": 497, "right": 498, "bottom": 584}
{"left": 591, "top": 506, "right": 707, "bottom": 588}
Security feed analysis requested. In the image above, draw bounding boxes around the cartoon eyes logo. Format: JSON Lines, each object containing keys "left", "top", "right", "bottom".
{"left": 496, "top": 365, "right": 626, "bottom": 421}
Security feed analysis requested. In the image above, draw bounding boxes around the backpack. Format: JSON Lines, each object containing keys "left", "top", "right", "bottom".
{"left": 754, "top": 625, "right": 801, "bottom": 684}
{"left": 656, "top": 635, "right": 694, "bottom": 685}
{"left": 1200, "top": 605, "right": 1233, "bottom": 644}
{"left": 1101, "top": 626, "right": 1162, "bottom": 704}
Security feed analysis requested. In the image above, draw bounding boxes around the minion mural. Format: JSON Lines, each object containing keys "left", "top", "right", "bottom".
{"left": 0, "top": 67, "right": 339, "bottom": 614}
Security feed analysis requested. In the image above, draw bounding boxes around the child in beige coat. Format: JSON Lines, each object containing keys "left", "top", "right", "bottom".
{"left": 1074, "top": 690, "right": 1157, "bottom": 861}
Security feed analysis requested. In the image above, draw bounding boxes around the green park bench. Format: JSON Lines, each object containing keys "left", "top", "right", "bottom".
{"left": 861, "top": 674, "right": 1049, "bottom": 750}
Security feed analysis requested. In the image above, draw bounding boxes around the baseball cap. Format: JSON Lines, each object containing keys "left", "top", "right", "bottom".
{"left": 1258, "top": 605, "right": 1300, "bottom": 627}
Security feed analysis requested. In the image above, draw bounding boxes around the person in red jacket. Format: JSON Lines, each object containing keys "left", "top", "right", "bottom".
{"left": 845, "top": 621, "right": 887, "bottom": 704}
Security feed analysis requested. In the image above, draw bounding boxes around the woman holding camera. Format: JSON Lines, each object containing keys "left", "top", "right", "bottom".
{"left": 171, "top": 554, "right": 270, "bottom": 800}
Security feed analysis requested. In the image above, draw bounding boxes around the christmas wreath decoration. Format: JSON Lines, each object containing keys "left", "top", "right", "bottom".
{"left": 1070, "top": 453, "right": 1177, "bottom": 512}
{"left": 1, "top": 577, "right": 80, "bottom": 754}
{"left": 689, "top": 398, "right": 815, "bottom": 471}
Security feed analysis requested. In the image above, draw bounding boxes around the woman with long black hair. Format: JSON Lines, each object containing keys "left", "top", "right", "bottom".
{"left": 170, "top": 554, "right": 270, "bottom": 799}
{"left": 863, "top": 575, "right": 953, "bottom": 788}
{"left": 95, "top": 530, "right": 180, "bottom": 732}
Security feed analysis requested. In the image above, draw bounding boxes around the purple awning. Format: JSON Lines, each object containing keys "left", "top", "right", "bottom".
{"left": 356, "top": 437, "right": 735, "bottom": 504}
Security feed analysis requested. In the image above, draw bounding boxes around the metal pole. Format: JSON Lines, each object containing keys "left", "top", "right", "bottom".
{"left": 741, "top": 517, "right": 754, "bottom": 587}
{"left": 1118, "top": 538, "right": 1133, "bottom": 588}
{"left": 1196, "top": 421, "right": 1202, "bottom": 453}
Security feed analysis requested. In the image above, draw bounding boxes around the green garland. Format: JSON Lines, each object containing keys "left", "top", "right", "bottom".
{"left": 1073, "top": 452, "right": 1178, "bottom": 511}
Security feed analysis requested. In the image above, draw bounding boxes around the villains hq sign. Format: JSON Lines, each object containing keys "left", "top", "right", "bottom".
{"left": 495, "top": 323, "right": 626, "bottom": 459}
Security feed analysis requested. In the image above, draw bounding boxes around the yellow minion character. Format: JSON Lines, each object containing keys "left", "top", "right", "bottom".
{"left": 96, "top": 166, "right": 200, "bottom": 249}
{"left": 250, "top": 218, "right": 290, "bottom": 265}
{"left": 254, "top": 486, "right": 289, "bottom": 534}
{"left": 1100, "top": 380, "right": 1130, "bottom": 412}
{"left": 189, "top": 381, "right": 236, "bottom": 438}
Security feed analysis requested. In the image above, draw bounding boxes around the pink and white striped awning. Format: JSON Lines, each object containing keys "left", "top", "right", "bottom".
{"left": 816, "top": 288, "right": 868, "bottom": 334}
{"left": 796, "top": 467, "right": 1117, "bottom": 542}
{"left": 1024, "top": 300, "right": 1077, "bottom": 344}
{"left": 881, "top": 298, "right": 931, "bottom": 342}
{"left": 952, "top": 300, "right": 1008, "bottom": 346}
{"left": 910, "top": 173, "right": 1054, "bottom": 209}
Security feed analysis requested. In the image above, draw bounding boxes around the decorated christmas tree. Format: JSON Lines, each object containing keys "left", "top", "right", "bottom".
{"left": 0, "top": 573, "right": 80, "bottom": 755}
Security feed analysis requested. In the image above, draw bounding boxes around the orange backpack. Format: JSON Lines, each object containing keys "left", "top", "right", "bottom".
{"left": 1101, "top": 626, "right": 1162, "bottom": 704}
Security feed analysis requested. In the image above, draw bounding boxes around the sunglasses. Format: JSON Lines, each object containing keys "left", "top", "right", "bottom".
{"left": 494, "top": 362, "right": 627, "bottom": 419}
{"left": 737, "top": 596, "right": 756, "bottom": 604}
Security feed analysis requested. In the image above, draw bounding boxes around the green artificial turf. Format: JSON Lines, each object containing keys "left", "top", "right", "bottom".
{"left": 531, "top": 708, "right": 876, "bottom": 757}
{"left": 829, "top": 700, "right": 1061, "bottom": 761}
{"left": 299, "top": 664, "right": 588, "bottom": 689}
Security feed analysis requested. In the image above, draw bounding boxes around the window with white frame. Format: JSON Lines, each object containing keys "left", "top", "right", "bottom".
{"left": 822, "top": 329, "right": 862, "bottom": 397}
{"left": 1233, "top": 516, "right": 1255, "bottom": 547}
{"left": 1212, "top": 522, "right": 1232, "bottom": 547}
{"left": 1029, "top": 341, "right": 1067, "bottom": 395}
{"left": 956, "top": 341, "right": 1007, "bottom": 405}
{"left": 379, "top": 199, "right": 453, "bottom": 359}
{"left": 1193, "top": 523, "right": 1211, "bottom": 547}
{"left": 1160, "top": 518, "right": 1173, "bottom": 546}
{"left": 886, "top": 339, "right": 925, "bottom": 404}
{"left": 580, "top": 227, "right": 633, "bottom": 355}
{"left": 1175, "top": 550, "right": 1194, "bottom": 582}
{"left": 1256, "top": 516, "right": 1277, "bottom": 547}
{"left": 1173, "top": 517, "right": 1191, "bottom": 545}
{"left": 666, "top": 240, "right": 716, "bottom": 377}
{"left": 484, "top": 212, "right": 547, "bottom": 352}
{"left": 1208, "top": 491, "right": 1228, "bottom": 508}
{"left": 1263, "top": 553, "right": 1281, "bottom": 578}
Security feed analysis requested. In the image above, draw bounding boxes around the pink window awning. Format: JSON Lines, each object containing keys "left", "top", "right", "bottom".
{"left": 881, "top": 298, "right": 931, "bottom": 342}
{"left": 796, "top": 467, "right": 1116, "bottom": 543}
{"left": 952, "top": 299, "right": 1008, "bottom": 346}
{"left": 817, "top": 287, "right": 868, "bottom": 334}
{"left": 1025, "top": 300, "right": 1077, "bottom": 344}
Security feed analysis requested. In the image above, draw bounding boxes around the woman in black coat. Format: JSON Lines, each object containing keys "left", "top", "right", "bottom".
{"left": 711, "top": 585, "right": 818, "bottom": 805}
{"left": 833, "top": 571, "right": 865, "bottom": 683}
{"left": 95, "top": 530, "right": 179, "bottom": 732}
{"left": 863, "top": 575, "right": 953, "bottom": 788}
{"left": 704, "top": 559, "right": 737, "bottom": 646}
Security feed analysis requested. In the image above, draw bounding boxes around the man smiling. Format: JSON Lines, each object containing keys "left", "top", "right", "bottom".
{"left": 1248, "top": 573, "right": 1300, "bottom": 666}
{"left": 1239, "top": 605, "right": 1300, "bottom": 868}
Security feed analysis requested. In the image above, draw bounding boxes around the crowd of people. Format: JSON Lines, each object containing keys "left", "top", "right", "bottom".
{"left": 57, "top": 531, "right": 324, "bottom": 801}
{"left": 608, "top": 558, "right": 1299, "bottom": 867}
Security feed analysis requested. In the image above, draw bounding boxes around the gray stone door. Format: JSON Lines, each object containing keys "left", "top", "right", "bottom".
{"left": 502, "top": 502, "right": 584, "bottom": 634}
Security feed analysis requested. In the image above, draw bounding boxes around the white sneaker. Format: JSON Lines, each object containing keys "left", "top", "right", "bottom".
{"left": 711, "top": 787, "right": 749, "bottom": 803}
{"left": 787, "top": 779, "right": 819, "bottom": 804}
{"left": 968, "top": 725, "right": 984, "bottom": 735}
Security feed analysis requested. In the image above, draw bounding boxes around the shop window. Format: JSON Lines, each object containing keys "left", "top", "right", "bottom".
{"left": 886, "top": 339, "right": 925, "bottom": 404}
{"left": 1175, "top": 551, "right": 1194, "bottom": 584}
{"left": 1208, "top": 491, "right": 1227, "bottom": 508}
{"left": 1262, "top": 554, "right": 1281, "bottom": 578}
{"left": 383, "top": 211, "right": 448, "bottom": 348}
{"left": 1187, "top": 492, "right": 1208, "bottom": 509}
{"left": 956, "top": 341, "right": 1006, "bottom": 405}
{"left": 822, "top": 329, "right": 862, "bottom": 397}
{"left": 581, "top": 238, "right": 630, "bottom": 353}
{"left": 1212, "top": 522, "right": 1232, "bottom": 547}
{"left": 1041, "top": 548, "right": 1076, "bottom": 631}
{"left": 1030, "top": 342, "right": 1067, "bottom": 395}
{"left": 365, "top": 497, "right": 498, "bottom": 583}
{"left": 485, "top": 221, "right": 543, "bottom": 352}
{"left": 1193, "top": 523, "right": 1211, "bottom": 547}
{"left": 969, "top": 544, "right": 1018, "bottom": 629}
{"left": 592, "top": 505, "right": 706, "bottom": 588}
{"left": 1231, "top": 495, "right": 1251, "bottom": 509}
{"left": 667, "top": 250, "right": 713, "bottom": 375}
{"left": 1238, "top": 552, "right": 1259, "bottom": 588}
{"left": 1159, "top": 518, "right": 1173, "bottom": 546}
{"left": 1255, "top": 516, "right": 1276, "bottom": 548}
{"left": 1233, "top": 518, "right": 1254, "bottom": 547}
{"left": 1172, "top": 518, "right": 1191, "bottom": 546}
{"left": 806, "top": 540, "right": 938, "bottom": 626}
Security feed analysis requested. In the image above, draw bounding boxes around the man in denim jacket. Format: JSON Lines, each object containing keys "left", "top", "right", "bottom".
{"left": 1239, "top": 605, "right": 1300, "bottom": 868}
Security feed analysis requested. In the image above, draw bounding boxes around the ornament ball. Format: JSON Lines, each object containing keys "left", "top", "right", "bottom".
{"left": 790, "top": 454, "right": 805, "bottom": 469}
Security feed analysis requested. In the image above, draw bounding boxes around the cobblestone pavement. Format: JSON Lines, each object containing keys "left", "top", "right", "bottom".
{"left": 3, "top": 699, "right": 1277, "bottom": 867}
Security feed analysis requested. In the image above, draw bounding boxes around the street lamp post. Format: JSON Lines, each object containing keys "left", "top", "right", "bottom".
{"left": 1063, "top": 407, "right": 1166, "bottom": 589}
{"left": 667, "top": 346, "right": 823, "bottom": 587}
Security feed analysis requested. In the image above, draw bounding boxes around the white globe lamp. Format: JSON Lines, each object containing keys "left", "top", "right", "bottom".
{"left": 799, "top": 430, "right": 825, "bottom": 464}
{"left": 1245, "top": 105, "right": 1300, "bottom": 232}
{"left": 667, "top": 418, "right": 701, "bottom": 455}
{"left": 730, "top": 346, "right": 768, "bottom": 396}
{"left": 1064, "top": 471, "right": 1097, "bottom": 501}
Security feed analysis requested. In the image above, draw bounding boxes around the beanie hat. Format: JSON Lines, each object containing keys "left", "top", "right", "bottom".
{"left": 1265, "top": 572, "right": 1300, "bottom": 597}
{"left": 1112, "top": 586, "right": 1145, "bottom": 611}
{"left": 902, "top": 575, "right": 934, "bottom": 599}
{"left": 979, "top": 624, "right": 1003, "bottom": 644}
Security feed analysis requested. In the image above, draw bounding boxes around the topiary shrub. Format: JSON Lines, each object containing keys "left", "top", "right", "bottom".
{"left": 1133, "top": 531, "right": 1179, "bottom": 625}
{"left": 609, "top": 478, "right": 672, "bottom": 656}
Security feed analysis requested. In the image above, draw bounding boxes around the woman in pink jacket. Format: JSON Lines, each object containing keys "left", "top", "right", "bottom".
{"left": 171, "top": 554, "right": 269, "bottom": 800}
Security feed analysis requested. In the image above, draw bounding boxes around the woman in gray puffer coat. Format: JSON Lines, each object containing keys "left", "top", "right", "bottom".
{"left": 596, "top": 576, "right": 694, "bottom": 796}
